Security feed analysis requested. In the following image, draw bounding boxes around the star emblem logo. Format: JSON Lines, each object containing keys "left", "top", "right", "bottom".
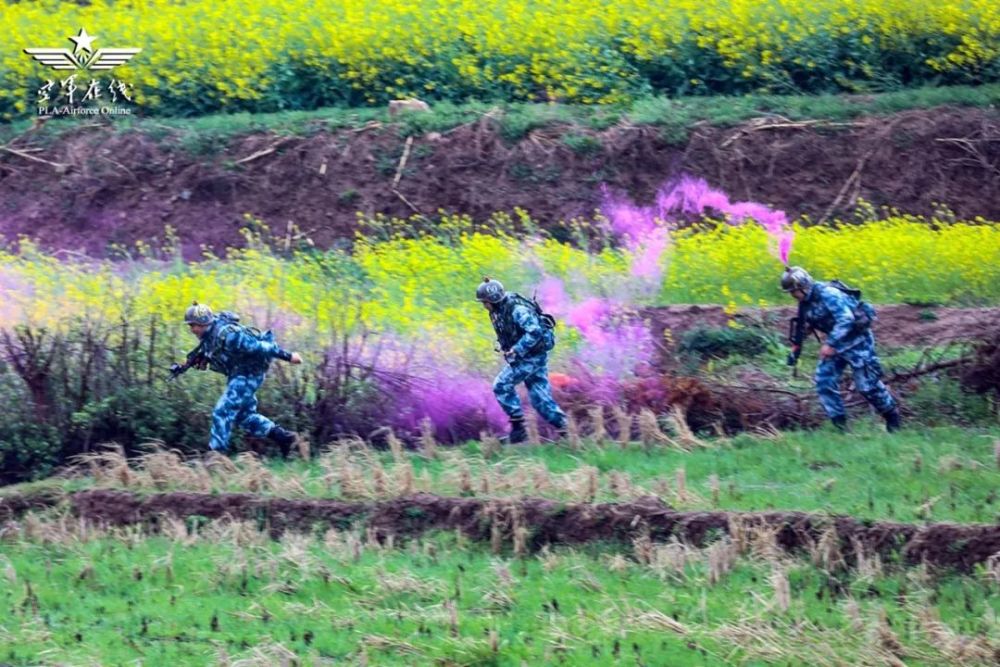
{"left": 68, "top": 28, "right": 98, "bottom": 55}
{"left": 24, "top": 28, "right": 140, "bottom": 71}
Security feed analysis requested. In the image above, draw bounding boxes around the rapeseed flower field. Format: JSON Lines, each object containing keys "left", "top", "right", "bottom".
{"left": 2, "top": 0, "right": 998, "bottom": 118}
{"left": 2, "top": 215, "right": 996, "bottom": 370}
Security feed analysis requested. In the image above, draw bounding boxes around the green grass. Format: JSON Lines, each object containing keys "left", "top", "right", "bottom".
{"left": 2, "top": 83, "right": 998, "bottom": 150}
{"left": 286, "top": 425, "right": 1000, "bottom": 524}
{"left": 1, "top": 527, "right": 997, "bottom": 665}
{"left": 9, "top": 425, "right": 999, "bottom": 525}
{"left": 2, "top": 425, "right": 999, "bottom": 664}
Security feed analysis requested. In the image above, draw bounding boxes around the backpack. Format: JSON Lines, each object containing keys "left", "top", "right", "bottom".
{"left": 216, "top": 311, "right": 273, "bottom": 339}
{"left": 504, "top": 293, "right": 556, "bottom": 334}
{"left": 526, "top": 293, "right": 557, "bottom": 331}
{"left": 212, "top": 311, "right": 278, "bottom": 356}
{"left": 827, "top": 280, "right": 877, "bottom": 330}
{"left": 493, "top": 293, "right": 557, "bottom": 354}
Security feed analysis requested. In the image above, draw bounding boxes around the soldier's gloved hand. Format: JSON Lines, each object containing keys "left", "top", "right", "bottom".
{"left": 819, "top": 344, "right": 837, "bottom": 359}
{"left": 289, "top": 352, "right": 303, "bottom": 365}
{"left": 194, "top": 357, "right": 209, "bottom": 370}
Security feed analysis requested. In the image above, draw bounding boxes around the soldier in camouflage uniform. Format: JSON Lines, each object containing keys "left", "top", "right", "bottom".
{"left": 477, "top": 278, "right": 568, "bottom": 443}
{"left": 183, "top": 302, "right": 303, "bottom": 456}
{"left": 781, "top": 267, "right": 902, "bottom": 432}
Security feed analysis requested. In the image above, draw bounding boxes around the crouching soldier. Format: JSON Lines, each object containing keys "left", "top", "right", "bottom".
{"left": 781, "top": 267, "right": 902, "bottom": 432}
{"left": 476, "top": 278, "right": 568, "bottom": 443}
{"left": 181, "top": 302, "right": 303, "bottom": 456}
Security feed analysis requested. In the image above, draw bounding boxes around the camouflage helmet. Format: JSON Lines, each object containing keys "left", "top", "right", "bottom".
{"left": 780, "top": 266, "right": 814, "bottom": 293}
{"left": 184, "top": 301, "right": 214, "bottom": 325}
{"left": 475, "top": 277, "right": 506, "bottom": 304}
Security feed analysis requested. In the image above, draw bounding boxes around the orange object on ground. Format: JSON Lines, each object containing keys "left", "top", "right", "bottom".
{"left": 548, "top": 372, "right": 575, "bottom": 389}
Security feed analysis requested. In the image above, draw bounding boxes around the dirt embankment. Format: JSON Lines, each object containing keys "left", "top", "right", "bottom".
{"left": 645, "top": 304, "right": 1000, "bottom": 351}
{"left": 2, "top": 490, "right": 999, "bottom": 571}
{"left": 1, "top": 108, "right": 998, "bottom": 256}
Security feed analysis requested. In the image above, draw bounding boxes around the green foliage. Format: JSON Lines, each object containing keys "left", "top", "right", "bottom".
{"left": 678, "top": 326, "right": 775, "bottom": 361}
{"left": 561, "top": 132, "right": 603, "bottom": 156}
{"left": 905, "top": 377, "right": 996, "bottom": 426}
{"left": 0, "top": 420, "right": 61, "bottom": 483}
{"left": 337, "top": 188, "right": 360, "bottom": 205}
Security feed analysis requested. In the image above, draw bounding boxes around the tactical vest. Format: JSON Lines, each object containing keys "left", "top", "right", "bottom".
{"left": 203, "top": 312, "right": 274, "bottom": 376}
{"left": 805, "top": 281, "right": 877, "bottom": 337}
{"left": 490, "top": 293, "right": 556, "bottom": 355}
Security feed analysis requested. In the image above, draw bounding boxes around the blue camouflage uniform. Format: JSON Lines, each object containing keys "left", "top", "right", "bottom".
{"left": 198, "top": 318, "right": 294, "bottom": 451}
{"left": 801, "top": 282, "right": 897, "bottom": 420}
{"left": 490, "top": 295, "right": 567, "bottom": 428}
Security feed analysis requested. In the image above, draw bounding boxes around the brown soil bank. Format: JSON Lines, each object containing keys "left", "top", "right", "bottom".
{"left": 1, "top": 107, "right": 999, "bottom": 257}
{"left": 646, "top": 304, "right": 1000, "bottom": 351}
{"left": 3, "top": 490, "right": 999, "bottom": 571}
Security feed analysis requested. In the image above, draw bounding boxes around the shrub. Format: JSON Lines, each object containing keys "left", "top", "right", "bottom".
{"left": 678, "top": 326, "right": 774, "bottom": 361}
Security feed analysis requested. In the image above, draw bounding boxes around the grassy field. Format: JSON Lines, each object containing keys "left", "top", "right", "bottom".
{"left": 8, "top": 424, "right": 1000, "bottom": 525}
{"left": 2, "top": 426, "right": 1000, "bottom": 665}
{"left": 3, "top": 83, "right": 999, "bottom": 149}
{"left": 2, "top": 529, "right": 998, "bottom": 665}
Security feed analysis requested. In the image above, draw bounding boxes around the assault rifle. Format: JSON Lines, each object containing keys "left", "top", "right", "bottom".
{"left": 786, "top": 301, "right": 821, "bottom": 376}
{"left": 168, "top": 341, "right": 207, "bottom": 382}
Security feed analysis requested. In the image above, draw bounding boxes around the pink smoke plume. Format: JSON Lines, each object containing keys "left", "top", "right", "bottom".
{"left": 348, "top": 333, "right": 510, "bottom": 441}
{"left": 536, "top": 278, "right": 613, "bottom": 345}
{"left": 520, "top": 175, "right": 795, "bottom": 398}
{"left": 600, "top": 175, "right": 795, "bottom": 274}
{"left": 534, "top": 276, "right": 653, "bottom": 382}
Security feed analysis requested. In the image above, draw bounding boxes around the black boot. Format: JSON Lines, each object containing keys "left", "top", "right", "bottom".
{"left": 267, "top": 425, "right": 297, "bottom": 458}
{"left": 882, "top": 408, "right": 902, "bottom": 433}
{"left": 831, "top": 415, "right": 849, "bottom": 433}
{"left": 504, "top": 418, "right": 527, "bottom": 445}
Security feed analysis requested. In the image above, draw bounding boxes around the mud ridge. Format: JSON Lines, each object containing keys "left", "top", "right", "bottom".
{"left": 1, "top": 107, "right": 998, "bottom": 257}
{"left": 3, "top": 490, "right": 998, "bottom": 571}
{"left": 645, "top": 304, "right": 1000, "bottom": 352}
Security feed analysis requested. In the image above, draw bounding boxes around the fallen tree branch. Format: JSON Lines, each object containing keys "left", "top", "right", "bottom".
{"left": 393, "top": 188, "right": 422, "bottom": 215}
{"left": 817, "top": 151, "right": 871, "bottom": 224}
{"left": 391, "top": 135, "right": 414, "bottom": 190}
{"left": 0, "top": 145, "right": 69, "bottom": 173}
{"left": 934, "top": 136, "right": 1000, "bottom": 178}
{"left": 886, "top": 356, "right": 971, "bottom": 384}
{"left": 720, "top": 119, "right": 863, "bottom": 148}
{"left": 714, "top": 357, "right": 969, "bottom": 398}
{"left": 350, "top": 120, "right": 382, "bottom": 133}
{"left": 234, "top": 137, "right": 293, "bottom": 165}
{"left": 816, "top": 118, "right": 903, "bottom": 224}
{"left": 709, "top": 383, "right": 807, "bottom": 399}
